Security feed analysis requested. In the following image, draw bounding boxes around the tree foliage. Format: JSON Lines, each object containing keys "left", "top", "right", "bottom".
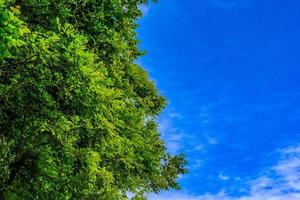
{"left": 0, "top": 0, "right": 187, "bottom": 199}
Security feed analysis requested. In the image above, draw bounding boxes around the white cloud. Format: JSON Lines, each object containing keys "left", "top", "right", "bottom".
{"left": 218, "top": 174, "right": 230, "bottom": 181}
{"left": 150, "top": 144, "right": 300, "bottom": 200}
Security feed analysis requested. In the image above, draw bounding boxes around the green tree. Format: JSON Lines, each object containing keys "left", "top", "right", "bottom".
{"left": 0, "top": 0, "right": 187, "bottom": 199}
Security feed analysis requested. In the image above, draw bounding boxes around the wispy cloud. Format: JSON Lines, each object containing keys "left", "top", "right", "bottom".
{"left": 150, "top": 144, "right": 300, "bottom": 200}
{"left": 190, "top": 159, "right": 204, "bottom": 170}
{"left": 149, "top": 190, "right": 229, "bottom": 200}
{"left": 158, "top": 109, "right": 219, "bottom": 155}
{"left": 139, "top": 4, "right": 151, "bottom": 16}
{"left": 158, "top": 111, "right": 185, "bottom": 154}
{"left": 218, "top": 173, "right": 230, "bottom": 181}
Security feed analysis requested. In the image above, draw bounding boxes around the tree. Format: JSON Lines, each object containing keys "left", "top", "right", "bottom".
{"left": 0, "top": 0, "right": 187, "bottom": 199}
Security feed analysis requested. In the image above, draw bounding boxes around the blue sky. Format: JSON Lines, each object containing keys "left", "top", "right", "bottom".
{"left": 137, "top": 0, "right": 300, "bottom": 199}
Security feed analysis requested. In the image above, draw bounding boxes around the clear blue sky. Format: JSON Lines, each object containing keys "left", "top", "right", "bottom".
{"left": 137, "top": 0, "right": 300, "bottom": 199}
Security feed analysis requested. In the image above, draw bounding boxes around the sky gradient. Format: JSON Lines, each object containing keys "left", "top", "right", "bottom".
{"left": 137, "top": 0, "right": 300, "bottom": 199}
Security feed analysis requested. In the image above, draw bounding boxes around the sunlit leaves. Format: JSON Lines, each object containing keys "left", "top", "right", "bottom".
{"left": 0, "top": 0, "right": 187, "bottom": 199}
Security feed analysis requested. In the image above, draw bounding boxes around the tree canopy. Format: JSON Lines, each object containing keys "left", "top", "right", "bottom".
{"left": 0, "top": 0, "right": 186, "bottom": 199}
